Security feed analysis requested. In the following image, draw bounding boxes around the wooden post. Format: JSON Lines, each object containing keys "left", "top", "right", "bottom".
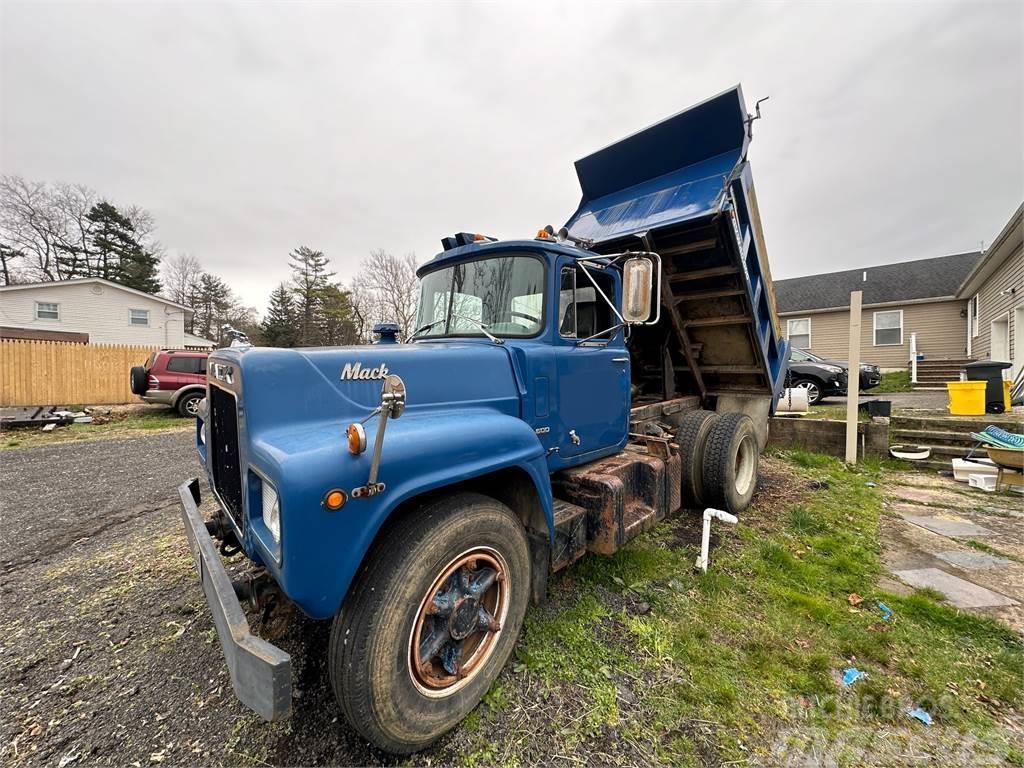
{"left": 845, "top": 291, "right": 863, "bottom": 463}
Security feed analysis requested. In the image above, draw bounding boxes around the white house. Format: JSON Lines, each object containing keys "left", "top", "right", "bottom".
{"left": 0, "top": 277, "right": 215, "bottom": 348}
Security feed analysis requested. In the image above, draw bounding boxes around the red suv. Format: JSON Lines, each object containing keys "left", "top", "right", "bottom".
{"left": 130, "top": 350, "right": 208, "bottom": 417}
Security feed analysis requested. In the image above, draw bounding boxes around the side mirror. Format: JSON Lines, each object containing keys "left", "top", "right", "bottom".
{"left": 622, "top": 256, "right": 654, "bottom": 323}
{"left": 381, "top": 374, "right": 406, "bottom": 418}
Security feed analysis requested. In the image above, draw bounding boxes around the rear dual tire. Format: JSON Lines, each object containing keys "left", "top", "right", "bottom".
{"left": 677, "top": 410, "right": 759, "bottom": 514}
{"left": 701, "top": 413, "right": 759, "bottom": 514}
{"left": 329, "top": 493, "right": 530, "bottom": 755}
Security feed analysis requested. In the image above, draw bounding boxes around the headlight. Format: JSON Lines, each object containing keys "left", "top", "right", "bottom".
{"left": 823, "top": 365, "right": 844, "bottom": 374}
{"left": 262, "top": 481, "right": 281, "bottom": 543}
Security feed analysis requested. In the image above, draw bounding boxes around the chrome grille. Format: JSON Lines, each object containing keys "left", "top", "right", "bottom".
{"left": 209, "top": 384, "right": 243, "bottom": 529}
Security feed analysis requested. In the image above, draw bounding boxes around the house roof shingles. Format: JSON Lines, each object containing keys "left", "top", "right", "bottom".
{"left": 774, "top": 251, "right": 982, "bottom": 314}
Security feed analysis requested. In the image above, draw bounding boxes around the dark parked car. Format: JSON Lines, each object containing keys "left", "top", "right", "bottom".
{"left": 786, "top": 348, "right": 848, "bottom": 404}
{"left": 786, "top": 348, "right": 881, "bottom": 404}
{"left": 129, "top": 349, "right": 208, "bottom": 417}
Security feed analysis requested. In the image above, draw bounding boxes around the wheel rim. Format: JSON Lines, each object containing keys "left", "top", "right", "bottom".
{"left": 184, "top": 397, "right": 200, "bottom": 416}
{"left": 796, "top": 381, "right": 819, "bottom": 403}
{"left": 409, "top": 547, "right": 510, "bottom": 698}
{"left": 734, "top": 434, "right": 757, "bottom": 497}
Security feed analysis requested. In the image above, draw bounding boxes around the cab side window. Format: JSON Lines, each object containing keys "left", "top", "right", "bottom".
{"left": 558, "top": 264, "right": 615, "bottom": 341}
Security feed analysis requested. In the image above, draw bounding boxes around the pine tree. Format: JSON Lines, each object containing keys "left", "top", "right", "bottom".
{"left": 320, "top": 284, "right": 358, "bottom": 346}
{"left": 260, "top": 282, "right": 299, "bottom": 347}
{"left": 86, "top": 201, "right": 161, "bottom": 293}
{"left": 288, "top": 246, "right": 335, "bottom": 346}
{"left": 192, "top": 273, "right": 234, "bottom": 341}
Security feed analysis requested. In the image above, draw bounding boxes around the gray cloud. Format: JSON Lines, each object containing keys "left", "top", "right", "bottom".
{"left": 2, "top": 0, "right": 1021, "bottom": 309}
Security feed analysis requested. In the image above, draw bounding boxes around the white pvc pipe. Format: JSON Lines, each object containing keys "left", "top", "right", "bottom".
{"left": 776, "top": 387, "right": 810, "bottom": 413}
{"left": 696, "top": 508, "right": 739, "bottom": 572}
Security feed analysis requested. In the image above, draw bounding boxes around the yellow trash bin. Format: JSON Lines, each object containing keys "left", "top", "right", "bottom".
{"left": 947, "top": 381, "right": 987, "bottom": 416}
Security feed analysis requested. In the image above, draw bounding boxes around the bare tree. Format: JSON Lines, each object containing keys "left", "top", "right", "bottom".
{"left": 0, "top": 175, "right": 162, "bottom": 285}
{"left": 162, "top": 253, "right": 203, "bottom": 305}
{"left": 51, "top": 183, "right": 98, "bottom": 278}
{"left": 350, "top": 250, "right": 420, "bottom": 340}
{"left": 0, "top": 175, "right": 67, "bottom": 280}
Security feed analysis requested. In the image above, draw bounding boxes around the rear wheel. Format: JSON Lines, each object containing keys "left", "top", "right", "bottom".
{"left": 702, "top": 413, "right": 759, "bottom": 514}
{"left": 176, "top": 391, "right": 203, "bottom": 417}
{"left": 675, "top": 410, "right": 718, "bottom": 508}
{"left": 329, "top": 492, "right": 531, "bottom": 755}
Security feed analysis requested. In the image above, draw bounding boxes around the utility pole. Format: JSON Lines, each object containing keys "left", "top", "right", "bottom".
{"left": 845, "top": 291, "right": 863, "bottom": 463}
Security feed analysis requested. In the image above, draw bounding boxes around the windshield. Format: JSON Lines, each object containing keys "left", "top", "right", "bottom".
{"left": 416, "top": 255, "right": 545, "bottom": 338}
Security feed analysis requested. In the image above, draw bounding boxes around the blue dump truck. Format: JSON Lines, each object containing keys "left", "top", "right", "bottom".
{"left": 178, "top": 85, "right": 789, "bottom": 754}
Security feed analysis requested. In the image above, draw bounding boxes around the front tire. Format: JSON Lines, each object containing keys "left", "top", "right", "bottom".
{"left": 329, "top": 492, "right": 531, "bottom": 754}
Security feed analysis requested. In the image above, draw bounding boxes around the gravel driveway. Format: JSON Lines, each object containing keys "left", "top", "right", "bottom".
{"left": 0, "top": 431, "right": 199, "bottom": 570}
{"left": 0, "top": 431, "right": 394, "bottom": 766}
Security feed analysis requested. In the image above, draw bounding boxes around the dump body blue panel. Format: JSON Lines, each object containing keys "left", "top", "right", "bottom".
{"left": 566, "top": 150, "right": 741, "bottom": 244}
{"left": 563, "top": 85, "right": 788, "bottom": 404}
{"left": 573, "top": 86, "right": 749, "bottom": 202}
{"left": 566, "top": 86, "right": 749, "bottom": 244}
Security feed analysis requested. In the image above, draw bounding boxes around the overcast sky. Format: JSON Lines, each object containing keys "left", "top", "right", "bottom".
{"left": 2, "top": 1, "right": 1022, "bottom": 310}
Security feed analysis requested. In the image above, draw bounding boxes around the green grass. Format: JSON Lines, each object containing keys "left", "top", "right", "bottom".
{"left": 484, "top": 453, "right": 1023, "bottom": 765}
{"left": 808, "top": 404, "right": 871, "bottom": 422}
{"left": 874, "top": 369, "right": 912, "bottom": 393}
{"left": 1, "top": 407, "right": 188, "bottom": 449}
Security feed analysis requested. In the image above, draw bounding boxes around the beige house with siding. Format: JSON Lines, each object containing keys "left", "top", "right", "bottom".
{"left": 775, "top": 252, "right": 981, "bottom": 371}
{"left": 775, "top": 202, "right": 1023, "bottom": 377}
{"left": 958, "top": 203, "right": 1023, "bottom": 380}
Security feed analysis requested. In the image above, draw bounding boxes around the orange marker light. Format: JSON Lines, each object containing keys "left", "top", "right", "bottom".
{"left": 473, "top": 233, "right": 487, "bottom": 242}
{"left": 324, "top": 489, "right": 347, "bottom": 511}
{"left": 347, "top": 423, "right": 366, "bottom": 454}
{"left": 536, "top": 229, "right": 551, "bottom": 239}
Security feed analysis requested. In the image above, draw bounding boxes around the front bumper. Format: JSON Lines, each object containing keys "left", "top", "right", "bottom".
{"left": 177, "top": 478, "right": 292, "bottom": 721}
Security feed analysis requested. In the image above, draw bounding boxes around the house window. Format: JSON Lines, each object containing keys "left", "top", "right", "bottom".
{"left": 787, "top": 318, "right": 811, "bottom": 350}
{"left": 971, "top": 294, "right": 980, "bottom": 337}
{"left": 35, "top": 302, "right": 59, "bottom": 320}
{"left": 129, "top": 309, "right": 150, "bottom": 326}
{"left": 874, "top": 310, "right": 903, "bottom": 346}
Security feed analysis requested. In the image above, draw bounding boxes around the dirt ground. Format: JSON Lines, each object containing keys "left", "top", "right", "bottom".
{"left": 1, "top": 433, "right": 1021, "bottom": 766}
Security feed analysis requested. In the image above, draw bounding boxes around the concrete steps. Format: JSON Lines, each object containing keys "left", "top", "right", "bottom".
{"left": 911, "top": 358, "right": 973, "bottom": 391}
{"left": 889, "top": 411, "right": 1021, "bottom": 471}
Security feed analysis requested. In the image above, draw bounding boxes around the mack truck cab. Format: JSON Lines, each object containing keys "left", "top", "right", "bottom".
{"left": 178, "top": 85, "right": 789, "bottom": 754}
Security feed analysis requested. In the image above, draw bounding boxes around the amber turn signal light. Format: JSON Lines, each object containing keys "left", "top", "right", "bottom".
{"left": 347, "top": 423, "right": 366, "bottom": 454}
{"left": 323, "top": 489, "right": 347, "bottom": 511}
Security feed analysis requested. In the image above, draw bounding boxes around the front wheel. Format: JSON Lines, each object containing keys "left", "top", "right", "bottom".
{"left": 329, "top": 492, "right": 531, "bottom": 754}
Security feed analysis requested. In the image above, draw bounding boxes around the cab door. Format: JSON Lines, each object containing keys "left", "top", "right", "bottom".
{"left": 552, "top": 261, "right": 630, "bottom": 462}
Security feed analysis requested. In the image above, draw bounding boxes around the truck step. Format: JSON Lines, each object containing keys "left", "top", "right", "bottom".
{"left": 551, "top": 499, "right": 588, "bottom": 572}
{"left": 552, "top": 448, "right": 680, "bottom": 556}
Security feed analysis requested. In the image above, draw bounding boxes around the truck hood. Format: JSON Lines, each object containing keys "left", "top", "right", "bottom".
{"left": 211, "top": 341, "right": 521, "bottom": 432}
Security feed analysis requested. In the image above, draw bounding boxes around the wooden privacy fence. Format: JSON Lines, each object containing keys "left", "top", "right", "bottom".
{"left": 0, "top": 340, "right": 159, "bottom": 406}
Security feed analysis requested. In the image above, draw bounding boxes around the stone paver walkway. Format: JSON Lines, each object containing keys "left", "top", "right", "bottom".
{"left": 882, "top": 470, "right": 1023, "bottom": 632}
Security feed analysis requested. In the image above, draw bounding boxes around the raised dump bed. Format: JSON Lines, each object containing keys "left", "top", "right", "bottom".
{"left": 564, "top": 86, "right": 789, "bottom": 407}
